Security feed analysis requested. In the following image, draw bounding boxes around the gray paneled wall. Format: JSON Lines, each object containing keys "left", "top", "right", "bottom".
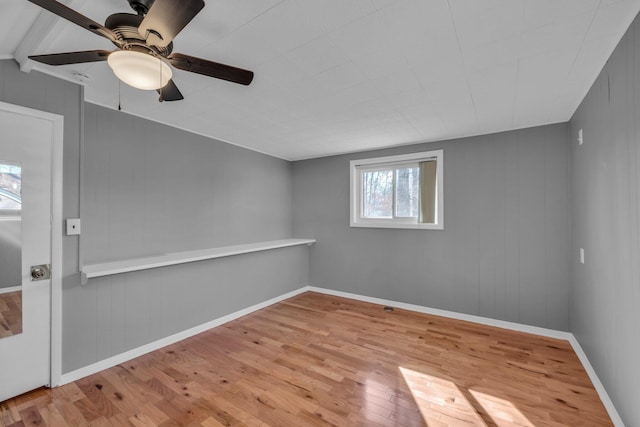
{"left": 83, "top": 103, "right": 292, "bottom": 263}
{"left": 70, "top": 103, "right": 302, "bottom": 373}
{"left": 0, "top": 59, "right": 83, "bottom": 282}
{"left": 0, "top": 58, "right": 84, "bottom": 372}
{"left": 569, "top": 13, "right": 640, "bottom": 427}
{"left": 1, "top": 61, "right": 304, "bottom": 375}
{"left": 64, "top": 246, "right": 308, "bottom": 372}
{"left": 293, "top": 124, "right": 570, "bottom": 331}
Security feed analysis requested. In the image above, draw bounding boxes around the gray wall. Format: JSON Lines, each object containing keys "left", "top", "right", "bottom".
{"left": 1, "top": 60, "right": 306, "bottom": 374}
{"left": 65, "top": 245, "right": 308, "bottom": 371}
{"left": 0, "top": 59, "right": 83, "bottom": 285}
{"left": 569, "top": 13, "right": 640, "bottom": 427}
{"left": 65, "top": 103, "right": 303, "bottom": 373}
{"left": 0, "top": 59, "right": 84, "bottom": 357}
{"left": 293, "top": 124, "right": 571, "bottom": 330}
{"left": 0, "top": 219, "right": 21, "bottom": 289}
{"left": 82, "top": 103, "right": 293, "bottom": 262}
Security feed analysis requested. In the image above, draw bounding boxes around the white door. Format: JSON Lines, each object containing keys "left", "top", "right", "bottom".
{"left": 0, "top": 103, "right": 55, "bottom": 402}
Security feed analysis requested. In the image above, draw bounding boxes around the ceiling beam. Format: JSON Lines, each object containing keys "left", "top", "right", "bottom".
{"left": 14, "top": 0, "right": 88, "bottom": 73}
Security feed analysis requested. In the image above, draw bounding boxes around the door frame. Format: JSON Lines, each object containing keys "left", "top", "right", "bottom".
{"left": 0, "top": 101, "right": 64, "bottom": 388}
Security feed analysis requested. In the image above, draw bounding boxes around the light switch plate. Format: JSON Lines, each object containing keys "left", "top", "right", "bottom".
{"left": 578, "top": 129, "right": 584, "bottom": 145}
{"left": 66, "top": 218, "right": 81, "bottom": 235}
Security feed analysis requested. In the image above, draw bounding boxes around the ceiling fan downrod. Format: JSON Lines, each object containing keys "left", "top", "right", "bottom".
{"left": 127, "top": 0, "right": 155, "bottom": 16}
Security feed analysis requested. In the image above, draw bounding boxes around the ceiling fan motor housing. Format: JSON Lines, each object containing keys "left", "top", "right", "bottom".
{"left": 105, "top": 13, "right": 173, "bottom": 57}
{"left": 128, "top": 0, "right": 155, "bottom": 15}
{"left": 26, "top": 0, "right": 254, "bottom": 103}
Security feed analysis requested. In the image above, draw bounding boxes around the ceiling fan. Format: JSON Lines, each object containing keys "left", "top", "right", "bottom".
{"left": 26, "top": 0, "right": 254, "bottom": 101}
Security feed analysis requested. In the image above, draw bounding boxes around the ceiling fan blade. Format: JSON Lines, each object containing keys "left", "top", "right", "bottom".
{"left": 138, "top": 0, "right": 204, "bottom": 48}
{"left": 168, "top": 53, "right": 254, "bottom": 86}
{"left": 157, "top": 79, "right": 184, "bottom": 102}
{"left": 27, "top": 0, "right": 117, "bottom": 42}
{"left": 28, "top": 50, "right": 111, "bottom": 66}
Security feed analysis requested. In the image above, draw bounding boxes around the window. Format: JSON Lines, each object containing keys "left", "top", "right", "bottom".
{"left": 350, "top": 150, "right": 443, "bottom": 229}
{"left": 0, "top": 162, "right": 22, "bottom": 214}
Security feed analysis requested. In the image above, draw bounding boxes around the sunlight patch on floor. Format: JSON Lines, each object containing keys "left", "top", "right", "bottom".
{"left": 399, "top": 366, "right": 534, "bottom": 426}
{"left": 468, "top": 389, "right": 534, "bottom": 426}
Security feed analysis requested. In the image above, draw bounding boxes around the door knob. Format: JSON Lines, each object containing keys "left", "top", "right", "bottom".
{"left": 30, "top": 264, "right": 51, "bottom": 281}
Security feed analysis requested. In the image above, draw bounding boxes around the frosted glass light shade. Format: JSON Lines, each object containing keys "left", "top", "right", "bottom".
{"left": 107, "top": 50, "right": 172, "bottom": 90}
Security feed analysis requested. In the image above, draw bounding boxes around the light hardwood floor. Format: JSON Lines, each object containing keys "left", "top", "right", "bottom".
{"left": 0, "top": 292, "right": 612, "bottom": 426}
{"left": 0, "top": 290, "right": 22, "bottom": 338}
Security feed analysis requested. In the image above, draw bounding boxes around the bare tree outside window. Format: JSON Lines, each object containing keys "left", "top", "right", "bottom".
{"left": 395, "top": 167, "right": 419, "bottom": 218}
{"left": 363, "top": 169, "right": 392, "bottom": 218}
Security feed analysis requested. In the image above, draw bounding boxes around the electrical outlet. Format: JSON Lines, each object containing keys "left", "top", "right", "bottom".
{"left": 580, "top": 248, "right": 585, "bottom": 264}
{"left": 66, "top": 218, "right": 81, "bottom": 235}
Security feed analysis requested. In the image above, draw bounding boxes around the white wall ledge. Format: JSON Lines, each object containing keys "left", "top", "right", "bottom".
{"left": 80, "top": 238, "right": 316, "bottom": 285}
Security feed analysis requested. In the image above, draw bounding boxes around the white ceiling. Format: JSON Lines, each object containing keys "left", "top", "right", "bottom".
{"left": 2, "top": 0, "right": 639, "bottom": 160}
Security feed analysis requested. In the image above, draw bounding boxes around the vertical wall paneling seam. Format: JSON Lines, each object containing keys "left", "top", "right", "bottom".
{"left": 544, "top": 129, "right": 549, "bottom": 327}
{"left": 634, "top": 22, "right": 640, "bottom": 330}
{"left": 630, "top": 22, "right": 640, "bottom": 332}
{"left": 107, "top": 111, "right": 112, "bottom": 262}
{"left": 624, "top": 29, "right": 638, "bottom": 418}
{"left": 502, "top": 139, "right": 507, "bottom": 318}
{"left": 78, "top": 88, "right": 85, "bottom": 269}
{"left": 567, "top": 123, "right": 572, "bottom": 331}
{"left": 491, "top": 139, "right": 497, "bottom": 317}
{"left": 491, "top": 138, "right": 499, "bottom": 317}
{"left": 516, "top": 131, "right": 521, "bottom": 322}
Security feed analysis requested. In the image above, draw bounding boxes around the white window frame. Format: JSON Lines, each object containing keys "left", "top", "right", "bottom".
{"left": 350, "top": 149, "right": 443, "bottom": 230}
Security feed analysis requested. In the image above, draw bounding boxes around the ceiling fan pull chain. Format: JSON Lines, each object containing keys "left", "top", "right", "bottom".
{"left": 118, "top": 79, "right": 122, "bottom": 111}
{"left": 159, "top": 59, "right": 163, "bottom": 102}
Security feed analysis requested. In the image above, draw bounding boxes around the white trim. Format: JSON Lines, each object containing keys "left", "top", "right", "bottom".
{"left": 49, "top": 109, "right": 64, "bottom": 388}
{"left": 0, "top": 102, "right": 64, "bottom": 389}
{"left": 307, "top": 286, "right": 624, "bottom": 425}
{"left": 350, "top": 149, "right": 444, "bottom": 230}
{"left": 57, "top": 284, "right": 624, "bottom": 425}
{"left": 81, "top": 238, "right": 316, "bottom": 284}
{"left": 568, "top": 336, "right": 625, "bottom": 426}
{"left": 60, "top": 286, "right": 309, "bottom": 384}
{"left": 351, "top": 150, "right": 442, "bottom": 168}
{"left": 0, "top": 286, "right": 21, "bottom": 294}
{"left": 350, "top": 221, "right": 444, "bottom": 230}
{"left": 307, "top": 287, "right": 571, "bottom": 340}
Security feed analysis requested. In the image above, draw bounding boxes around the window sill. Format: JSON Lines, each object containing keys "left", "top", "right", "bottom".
{"left": 350, "top": 222, "right": 443, "bottom": 230}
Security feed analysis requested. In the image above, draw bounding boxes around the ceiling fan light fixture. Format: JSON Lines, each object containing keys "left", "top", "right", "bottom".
{"left": 107, "top": 50, "right": 172, "bottom": 90}
{"left": 27, "top": 0, "right": 252, "bottom": 102}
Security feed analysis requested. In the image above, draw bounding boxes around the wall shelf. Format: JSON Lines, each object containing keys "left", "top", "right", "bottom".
{"left": 80, "top": 238, "right": 316, "bottom": 285}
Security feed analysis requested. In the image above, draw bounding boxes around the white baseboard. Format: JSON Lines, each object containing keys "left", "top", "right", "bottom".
{"left": 58, "top": 284, "right": 623, "bottom": 426}
{"left": 0, "top": 285, "right": 21, "bottom": 294}
{"left": 307, "top": 286, "right": 572, "bottom": 339}
{"left": 59, "top": 286, "right": 309, "bottom": 385}
{"left": 307, "top": 286, "right": 624, "bottom": 426}
{"left": 568, "top": 336, "right": 625, "bottom": 426}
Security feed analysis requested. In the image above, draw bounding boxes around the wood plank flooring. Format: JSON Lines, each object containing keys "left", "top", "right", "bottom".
{"left": 0, "top": 292, "right": 612, "bottom": 426}
{"left": 0, "top": 290, "right": 22, "bottom": 338}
